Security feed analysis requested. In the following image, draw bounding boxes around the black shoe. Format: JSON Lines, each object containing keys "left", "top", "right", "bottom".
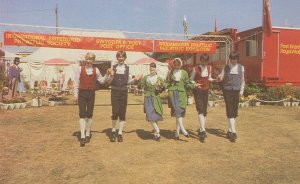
{"left": 85, "top": 135, "right": 91, "bottom": 143}
{"left": 117, "top": 134, "right": 123, "bottom": 142}
{"left": 199, "top": 131, "right": 207, "bottom": 141}
{"left": 226, "top": 130, "right": 232, "bottom": 139}
{"left": 184, "top": 133, "right": 190, "bottom": 138}
{"left": 174, "top": 136, "right": 179, "bottom": 140}
{"left": 110, "top": 131, "right": 116, "bottom": 142}
{"left": 230, "top": 133, "right": 237, "bottom": 142}
{"left": 80, "top": 138, "right": 86, "bottom": 147}
{"left": 154, "top": 135, "right": 161, "bottom": 142}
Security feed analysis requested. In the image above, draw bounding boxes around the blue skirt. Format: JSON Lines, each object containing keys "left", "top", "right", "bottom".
{"left": 169, "top": 90, "right": 185, "bottom": 118}
{"left": 144, "top": 96, "right": 163, "bottom": 122}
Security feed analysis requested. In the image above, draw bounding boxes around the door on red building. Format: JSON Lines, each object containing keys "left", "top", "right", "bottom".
{"left": 263, "top": 32, "right": 280, "bottom": 82}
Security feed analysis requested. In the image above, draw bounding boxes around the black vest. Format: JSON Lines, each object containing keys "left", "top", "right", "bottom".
{"left": 111, "top": 64, "right": 129, "bottom": 90}
{"left": 223, "top": 64, "right": 243, "bottom": 91}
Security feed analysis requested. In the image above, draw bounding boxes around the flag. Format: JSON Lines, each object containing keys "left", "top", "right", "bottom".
{"left": 183, "top": 15, "right": 189, "bottom": 39}
{"left": 214, "top": 18, "right": 218, "bottom": 32}
{"left": 263, "top": 0, "right": 272, "bottom": 36}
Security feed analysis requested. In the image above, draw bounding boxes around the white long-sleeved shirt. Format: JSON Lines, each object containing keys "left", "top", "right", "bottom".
{"left": 190, "top": 65, "right": 215, "bottom": 82}
{"left": 73, "top": 65, "right": 109, "bottom": 97}
{"left": 112, "top": 64, "right": 137, "bottom": 85}
{"left": 218, "top": 64, "right": 245, "bottom": 95}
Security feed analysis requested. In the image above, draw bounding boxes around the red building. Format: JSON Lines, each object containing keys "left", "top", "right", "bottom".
{"left": 195, "top": 27, "right": 300, "bottom": 87}
{"left": 236, "top": 26, "right": 300, "bottom": 86}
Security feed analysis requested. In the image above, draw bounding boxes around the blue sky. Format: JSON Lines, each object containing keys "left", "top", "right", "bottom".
{"left": 1, "top": 0, "right": 300, "bottom": 35}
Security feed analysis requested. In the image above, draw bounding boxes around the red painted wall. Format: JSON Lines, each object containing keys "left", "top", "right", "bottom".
{"left": 237, "top": 27, "right": 300, "bottom": 86}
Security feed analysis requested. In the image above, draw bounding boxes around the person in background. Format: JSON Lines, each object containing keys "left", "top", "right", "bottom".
{"left": 18, "top": 72, "right": 26, "bottom": 94}
{"left": 74, "top": 52, "right": 111, "bottom": 147}
{"left": 58, "top": 68, "right": 65, "bottom": 91}
{"left": 139, "top": 62, "right": 164, "bottom": 141}
{"left": 8, "top": 57, "right": 22, "bottom": 98}
{"left": 164, "top": 58, "right": 195, "bottom": 140}
{"left": 190, "top": 53, "right": 216, "bottom": 142}
{"left": 108, "top": 51, "right": 142, "bottom": 142}
{"left": 217, "top": 51, "right": 245, "bottom": 142}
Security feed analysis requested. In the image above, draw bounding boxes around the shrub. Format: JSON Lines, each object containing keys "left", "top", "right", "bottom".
{"left": 244, "top": 82, "right": 265, "bottom": 97}
{"left": 258, "top": 85, "right": 295, "bottom": 101}
{"left": 295, "top": 87, "right": 300, "bottom": 100}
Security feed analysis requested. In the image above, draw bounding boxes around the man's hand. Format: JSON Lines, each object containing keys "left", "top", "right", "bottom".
{"left": 106, "top": 68, "right": 114, "bottom": 76}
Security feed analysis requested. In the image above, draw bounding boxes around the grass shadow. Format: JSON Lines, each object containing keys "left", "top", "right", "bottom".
{"left": 72, "top": 131, "right": 81, "bottom": 141}
{"left": 206, "top": 128, "right": 227, "bottom": 139}
{"left": 136, "top": 129, "right": 154, "bottom": 140}
{"left": 101, "top": 128, "right": 113, "bottom": 139}
{"left": 159, "top": 129, "right": 175, "bottom": 140}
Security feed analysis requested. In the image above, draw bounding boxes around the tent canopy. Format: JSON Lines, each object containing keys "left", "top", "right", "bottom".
{"left": 44, "top": 58, "right": 72, "bottom": 66}
{"left": 19, "top": 30, "right": 168, "bottom": 88}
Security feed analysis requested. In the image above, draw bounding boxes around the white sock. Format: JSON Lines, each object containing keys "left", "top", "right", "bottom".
{"left": 151, "top": 121, "right": 160, "bottom": 136}
{"left": 227, "top": 118, "right": 232, "bottom": 132}
{"left": 79, "top": 118, "right": 86, "bottom": 139}
{"left": 175, "top": 118, "right": 180, "bottom": 137}
{"left": 118, "top": 121, "right": 125, "bottom": 135}
{"left": 198, "top": 113, "right": 206, "bottom": 132}
{"left": 229, "top": 118, "right": 236, "bottom": 133}
{"left": 177, "top": 117, "right": 188, "bottom": 135}
{"left": 112, "top": 120, "right": 118, "bottom": 132}
{"left": 86, "top": 118, "right": 92, "bottom": 137}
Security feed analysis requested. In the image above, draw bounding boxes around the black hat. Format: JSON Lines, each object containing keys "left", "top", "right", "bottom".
{"left": 14, "top": 57, "right": 20, "bottom": 62}
{"left": 13, "top": 57, "right": 20, "bottom": 64}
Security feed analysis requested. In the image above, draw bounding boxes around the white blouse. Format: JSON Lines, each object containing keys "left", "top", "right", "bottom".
{"left": 173, "top": 69, "right": 182, "bottom": 81}
{"left": 147, "top": 74, "right": 158, "bottom": 85}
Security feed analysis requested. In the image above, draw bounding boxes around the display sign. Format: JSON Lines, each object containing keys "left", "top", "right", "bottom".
{"left": 4, "top": 31, "right": 216, "bottom": 53}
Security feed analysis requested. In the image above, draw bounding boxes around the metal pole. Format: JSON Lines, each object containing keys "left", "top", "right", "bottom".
{"left": 55, "top": 4, "right": 59, "bottom": 34}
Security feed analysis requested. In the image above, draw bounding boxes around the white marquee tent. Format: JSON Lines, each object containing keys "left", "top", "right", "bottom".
{"left": 19, "top": 30, "right": 168, "bottom": 89}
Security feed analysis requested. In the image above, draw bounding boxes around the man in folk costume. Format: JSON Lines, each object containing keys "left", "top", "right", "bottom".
{"left": 8, "top": 57, "right": 22, "bottom": 98}
{"left": 217, "top": 51, "right": 245, "bottom": 142}
{"left": 190, "top": 54, "right": 216, "bottom": 142}
{"left": 74, "top": 52, "right": 111, "bottom": 147}
{"left": 109, "top": 51, "right": 142, "bottom": 142}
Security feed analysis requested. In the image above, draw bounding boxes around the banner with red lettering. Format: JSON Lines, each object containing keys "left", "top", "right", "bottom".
{"left": 4, "top": 31, "right": 216, "bottom": 53}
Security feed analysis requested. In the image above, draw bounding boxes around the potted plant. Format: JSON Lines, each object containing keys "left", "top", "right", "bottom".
{"left": 48, "top": 92, "right": 67, "bottom": 106}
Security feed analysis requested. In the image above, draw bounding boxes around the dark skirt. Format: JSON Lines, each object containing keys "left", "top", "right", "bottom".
{"left": 169, "top": 90, "right": 185, "bottom": 118}
{"left": 144, "top": 96, "right": 163, "bottom": 122}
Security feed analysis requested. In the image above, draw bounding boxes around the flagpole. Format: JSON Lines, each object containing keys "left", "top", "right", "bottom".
{"left": 261, "top": 0, "right": 265, "bottom": 80}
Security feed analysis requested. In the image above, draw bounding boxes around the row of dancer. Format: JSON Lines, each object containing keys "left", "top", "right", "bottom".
{"left": 74, "top": 50, "right": 244, "bottom": 147}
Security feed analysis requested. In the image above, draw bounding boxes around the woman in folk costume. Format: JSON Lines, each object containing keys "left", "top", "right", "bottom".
{"left": 217, "top": 51, "right": 245, "bottom": 142}
{"left": 190, "top": 53, "right": 216, "bottom": 142}
{"left": 74, "top": 52, "right": 111, "bottom": 147}
{"left": 165, "top": 58, "right": 195, "bottom": 140}
{"left": 139, "top": 62, "right": 164, "bottom": 141}
{"left": 109, "top": 51, "right": 142, "bottom": 143}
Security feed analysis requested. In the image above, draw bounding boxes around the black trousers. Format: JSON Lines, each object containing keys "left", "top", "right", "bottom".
{"left": 111, "top": 89, "right": 128, "bottom": 121}
{"left": 223, "top": 90, "right": 240, "bottom": 118}
{"left": 78, "top": 89, "right": 95, "bottom": 118}
{"left": 193, "top": 89, "right": 208, "bottom": 116}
